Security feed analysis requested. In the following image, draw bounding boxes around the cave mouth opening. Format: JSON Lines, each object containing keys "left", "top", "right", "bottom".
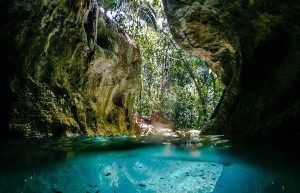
{"left": 0, "top": 0, "right": 224, "bottom": 137}
{"left": 1, "top": 0, "right": 300, "bottom": 192}
{"left": 101, "top": 2, "right": 223, "bottom": 133}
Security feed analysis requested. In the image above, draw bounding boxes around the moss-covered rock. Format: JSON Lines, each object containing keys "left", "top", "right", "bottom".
{"left": 4, "top": 0, "right": 141, "bottom": 136}
{"left": 163, "top": 0, "right": 300, "bottom": 135}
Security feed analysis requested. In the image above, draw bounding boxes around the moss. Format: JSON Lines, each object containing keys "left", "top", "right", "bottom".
{"left": 8, "top": 0, "right": 142, "bottom": 136}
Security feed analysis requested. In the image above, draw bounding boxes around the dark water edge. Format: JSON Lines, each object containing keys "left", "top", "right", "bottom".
{"left": 1, "top": 135, "right": 300, "bottom": 193}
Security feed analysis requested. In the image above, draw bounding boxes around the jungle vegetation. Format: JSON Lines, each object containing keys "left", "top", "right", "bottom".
{"left": 99, "top": 0, "right": 223, "bottom": 129}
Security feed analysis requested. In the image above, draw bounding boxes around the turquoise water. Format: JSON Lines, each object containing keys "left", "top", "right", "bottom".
{"left": 0, "top": 136, "right": 299, "bottom": 193}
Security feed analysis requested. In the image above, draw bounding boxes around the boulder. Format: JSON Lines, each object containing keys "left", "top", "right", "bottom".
{"left": 175, "top": 129, "right": 201, "bottom": 137}
{"left": 150, "top": 111, "right": 175, "bottom": 131}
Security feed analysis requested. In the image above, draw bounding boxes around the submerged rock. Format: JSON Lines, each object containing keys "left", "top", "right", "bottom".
{"left": 163, "top": 0, "right": 300, "bottom": 135}
{"left": 3, "top": 0, "right": 141, "bottom": 136}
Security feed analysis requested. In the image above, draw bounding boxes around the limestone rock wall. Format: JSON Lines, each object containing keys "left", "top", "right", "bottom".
{"left": 163, "top": 0, "right": 300, "bottom": 135}
{"left": 3, "top": 0, "right": 141, "bottom": 136}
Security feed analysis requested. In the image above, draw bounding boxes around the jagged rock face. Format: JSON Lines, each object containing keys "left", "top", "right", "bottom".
{"left": 163, "top": 0, "right": 300, "bottom": 135}
{"left": 3, "top": 0, "right": 141, "bottom": 136}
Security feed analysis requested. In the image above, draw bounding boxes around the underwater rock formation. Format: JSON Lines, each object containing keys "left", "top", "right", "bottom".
{"left": 1, "top": 0, "right": 141, "bottom": 136}
{"left": 163, "top": 0, "right": 300, "bottom": 135}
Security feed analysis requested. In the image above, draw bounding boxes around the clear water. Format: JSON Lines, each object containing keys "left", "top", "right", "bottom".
{"left": 0, "top": 136, "right": 299, "bottom": 193}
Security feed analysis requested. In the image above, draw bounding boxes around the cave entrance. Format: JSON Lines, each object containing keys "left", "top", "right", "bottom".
{"left": 101, "top": 1, "right": 223, "bottom": 135}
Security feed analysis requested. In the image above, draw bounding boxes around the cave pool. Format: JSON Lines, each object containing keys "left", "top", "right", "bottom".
{"left": 1, "top": 135, "right": 299, "bottom": 193}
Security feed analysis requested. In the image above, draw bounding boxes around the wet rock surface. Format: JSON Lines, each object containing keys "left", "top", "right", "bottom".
{"left": 2, "top": 0, "right": 141, "bottom": 136}
{"left": 150, "top": 110, "right": 175, "bottom": 131}
{"left": 136, "top": 113, "right": 201, "bottom": 137}
{"left": 163, "top": 0, "right": 300, "bottom": 135}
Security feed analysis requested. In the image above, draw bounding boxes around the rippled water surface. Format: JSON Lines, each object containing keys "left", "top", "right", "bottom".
{"left": 1, "top": 135, "right": 300, "bottom": 193}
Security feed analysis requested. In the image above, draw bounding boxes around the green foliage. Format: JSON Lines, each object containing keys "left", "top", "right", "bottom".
{"left": 99, "top": 0, "right": 158, "bottom": 30}
{"left": 108, "top": 0, "right": 223, "bottom": 129}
